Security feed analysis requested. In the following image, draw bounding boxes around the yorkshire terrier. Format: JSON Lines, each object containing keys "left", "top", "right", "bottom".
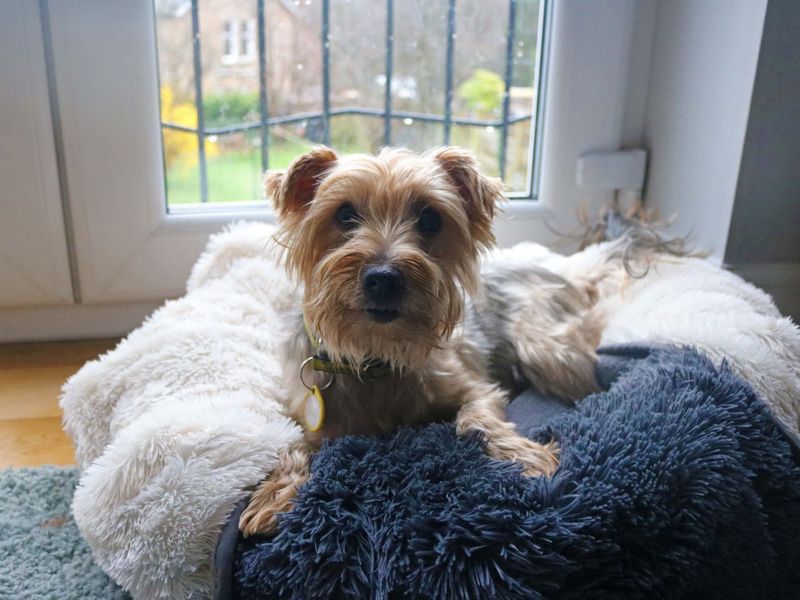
{"left": 239, "top": 146, "right": 601, "bottom": 536}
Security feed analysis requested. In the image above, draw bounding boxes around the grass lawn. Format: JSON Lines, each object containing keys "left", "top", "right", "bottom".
{"left": 166, "top": 139, "right": 313, "bottom": 205}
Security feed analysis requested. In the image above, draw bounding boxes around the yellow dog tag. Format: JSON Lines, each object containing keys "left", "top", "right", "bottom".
{"left": 303, "top": 385, "right": 325, "bottom": 432}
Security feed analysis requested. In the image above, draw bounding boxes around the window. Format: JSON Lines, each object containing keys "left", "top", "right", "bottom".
{"left": 2, "top": 1, "right": 774, "bottom": 339}
{"left": 154, "top": 0, "right": 549, "bottom": 208}
{"left": 222, "top": 20, "right": 238, "bottom": 61}
{"left": 26, "top": 0, "right": 642, "bottom": 320}
{"left": 241, "top": 19, "right": 256, "bottom": 61}
{"left": 220, "top": 18, "right": 256, "bottom": 65}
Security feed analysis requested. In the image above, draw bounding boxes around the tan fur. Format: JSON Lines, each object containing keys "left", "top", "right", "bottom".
{"left": 240, "top": 146, "right": 598, "bottom": 536}
{"left": 239, "top": 443, "right": 311, "bottom": 535}
{"left": 505, "top": 275, "right": 602, "bottom": 399}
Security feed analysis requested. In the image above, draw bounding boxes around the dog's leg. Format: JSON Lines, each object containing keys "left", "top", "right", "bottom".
{"left": 239, "top": 442, "right": 311, "bottom": 536}
{"left": 430, "top": 363, "right": 559, "bottom": 477}
{"left": 456, "top": 386, "right": 560, "bottom": 477}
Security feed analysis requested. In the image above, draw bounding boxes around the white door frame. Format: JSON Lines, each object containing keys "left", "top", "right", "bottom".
{"left": 0, "top": 0, "right": 73, "bottom": 309}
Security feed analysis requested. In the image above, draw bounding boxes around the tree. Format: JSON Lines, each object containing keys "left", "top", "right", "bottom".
{"left": 457, "top": 69, "right": 504, "bottom": 115}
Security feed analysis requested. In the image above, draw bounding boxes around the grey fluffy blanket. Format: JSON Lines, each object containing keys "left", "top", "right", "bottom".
{"left": 222, "top": 345, "right": 800, "bottom": 599}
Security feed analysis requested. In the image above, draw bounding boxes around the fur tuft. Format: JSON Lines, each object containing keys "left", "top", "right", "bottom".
{"left": 577, "top": 202, "right": 701, "bottom": 277}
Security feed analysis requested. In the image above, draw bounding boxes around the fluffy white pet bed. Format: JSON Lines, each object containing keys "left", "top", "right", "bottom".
{"left": 61, "top": 222, "right": 800, "bottom": 599}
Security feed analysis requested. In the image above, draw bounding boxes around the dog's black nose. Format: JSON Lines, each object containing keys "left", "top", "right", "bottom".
{"left": 362, "top": 265, "right": 405, "bottom": 303}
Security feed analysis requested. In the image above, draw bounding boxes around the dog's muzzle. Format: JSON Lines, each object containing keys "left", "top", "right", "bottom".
{"left": 362, "top": 265, "right": 403, "bottom": 322}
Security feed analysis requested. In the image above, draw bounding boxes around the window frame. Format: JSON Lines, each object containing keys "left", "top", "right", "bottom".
{"left": 221, "top": 18, "right": 257, "bottom": 65}
{"left": 240, "top": 18, "right": 256, "bottom": 62}
{"left": 221, "top": 19, "right": 240, "bottom": 65}
{"left": 0, "top": 0, "right": 74, "bottom": 309}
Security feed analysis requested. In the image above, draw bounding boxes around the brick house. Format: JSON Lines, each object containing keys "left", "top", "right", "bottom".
{"left": 155, "top": 0, "right": 322, "bottom": 116}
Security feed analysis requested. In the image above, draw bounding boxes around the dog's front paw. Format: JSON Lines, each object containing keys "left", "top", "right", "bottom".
{"left": 485, "top": 434, "right": 560, "bottom": 478}
{"left": 239, "top": 470, "right": 301, "bottom": 537}
{"left": 239, "top": 444, "right": 311, "bottom": 536}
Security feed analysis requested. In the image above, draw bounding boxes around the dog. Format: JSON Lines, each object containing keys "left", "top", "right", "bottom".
{"left": 239, "top": 146, "right": 602, "bottom": 536}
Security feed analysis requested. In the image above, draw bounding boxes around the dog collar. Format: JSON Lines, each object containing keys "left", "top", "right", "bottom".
{"left": 299, "top": 321, "right": 391, "bottom": 433}
{"left": 302, "top": 321, "right": 392, "bottom": 382}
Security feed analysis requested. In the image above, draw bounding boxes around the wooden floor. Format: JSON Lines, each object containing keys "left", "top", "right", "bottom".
{"left": 0, "top": 339, "right": 118, "bottom": 468}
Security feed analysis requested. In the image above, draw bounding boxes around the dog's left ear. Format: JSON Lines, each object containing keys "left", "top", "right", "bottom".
{"left": 431, "top": 147, "right": 503, "bottom": 247}
{"left": 265, "top": 146, "right": 338, "bottom": 219}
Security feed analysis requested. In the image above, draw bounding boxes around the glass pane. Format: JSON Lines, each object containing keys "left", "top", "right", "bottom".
{"left": 393, "top": 119, "right": 445, "bottom": 155}
{"left": 392, "top": 1, "right": 447, "bottom": 124}
{"left": 329, "top": 0, "right": 384, "bottom": 111}
{"left": 163, "top": 130, "right": 202, "bottom": 205}
{"left": 505, "top": 120, "right": 533, "bottom": 191}
{"left": 154, "top": 0, "right": 546, "bottom": 209}
{"left": 206, "top": 134, "right": 262, "bottom": 203}
{"left": 330, "top": 115, "right": 383, "bottom": 154}
{"left": 451, "top": 123, "right": 500, "bottom": 178}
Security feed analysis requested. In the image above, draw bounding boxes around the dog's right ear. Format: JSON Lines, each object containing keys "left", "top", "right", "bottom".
{"left": 264, "top": 146, "right": 337, "bottom": 218}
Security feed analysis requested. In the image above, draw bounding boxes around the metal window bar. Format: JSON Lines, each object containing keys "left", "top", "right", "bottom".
{"left": 443, "top": 0, "right": 456, "bottom": 145}
{"left": 257, "top": 0, "right": 269, "bottom": 172}
{"left": 190, "top": 0, "right": 208, "bottom": 202}
{"left": 383, "top": 0, "right": 394, "bottom": 146}
{"left": 163, "top": 108, "right": 531, "bottom": 135}
{"left": 499, "top": 0, "right": 517, "bottom": 180}
{"left": 173, "top": 0, "right": 540, "bottom": 204}
{"left": 321, "top": 0, "right": 331, "bottom": 146}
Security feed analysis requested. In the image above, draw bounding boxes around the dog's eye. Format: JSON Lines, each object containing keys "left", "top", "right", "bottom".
{"left": 335, "top": 203, "right": 359, "bottom": 230}
{"left": 417, "top": 207, "right": 442, "bottom": 235}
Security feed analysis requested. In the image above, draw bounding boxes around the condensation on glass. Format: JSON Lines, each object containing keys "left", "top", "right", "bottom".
{"left": 153, "top": 0, "right": 548, "bottom": 208}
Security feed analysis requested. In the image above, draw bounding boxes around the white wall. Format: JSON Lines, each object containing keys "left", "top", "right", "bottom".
{"left": 642, "top": 0, "right": 768, "bottom": 263}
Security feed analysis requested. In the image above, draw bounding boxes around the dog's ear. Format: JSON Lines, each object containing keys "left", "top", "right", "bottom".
{"left": 265, "top": 146, "right": 337, "bottom": 218}
{"left": 431, "top": 147, "right": 503, "bottom": 247}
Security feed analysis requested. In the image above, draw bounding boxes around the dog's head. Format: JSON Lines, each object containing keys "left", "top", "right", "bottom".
{"left": 267, "top": 146, "right": 503, "bottom": 369}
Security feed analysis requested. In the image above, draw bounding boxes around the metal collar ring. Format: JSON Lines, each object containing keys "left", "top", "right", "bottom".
{"left": 299, "top": 356, "right": 334, "bottom": 391}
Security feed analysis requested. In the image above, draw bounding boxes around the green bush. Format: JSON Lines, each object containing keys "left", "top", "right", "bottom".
{"left": 457, "top": 69, "right": 504, "bottom": 114}
{"left": 330, "top": 115, "right": 382, "bottom": 154}
{"left": 203, "top": 92, "right": 260, "bottom": 128}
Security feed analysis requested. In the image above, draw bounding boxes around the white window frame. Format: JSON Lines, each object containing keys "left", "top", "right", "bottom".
{"left": 240, "top": 18, "right": 256, "bottom": 63}
{"left": 221, "top": 19, "right": 239, "bottom": 65}
{"left": 0, "top": 0, "right": 73, "bottom": 308}
{"left": 221, "top": 18, "right": 256, "bottom": 65}
{"left": 1, "top": 0, "right": 650, "bottom": 339}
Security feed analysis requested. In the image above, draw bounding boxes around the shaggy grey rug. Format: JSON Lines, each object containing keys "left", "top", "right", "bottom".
{"left": 0, "top": 467, "right": 127, "bottom": 599}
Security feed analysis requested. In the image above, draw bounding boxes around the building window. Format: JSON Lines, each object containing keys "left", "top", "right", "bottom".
{"left": 222, "top": 20, "right": 238, "bottom": 63}
{"left": 221, "top": 19, "right": 255, "bottom": 66}
{"left": 240, "top": 19, "right": 256, "bottom": 62}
